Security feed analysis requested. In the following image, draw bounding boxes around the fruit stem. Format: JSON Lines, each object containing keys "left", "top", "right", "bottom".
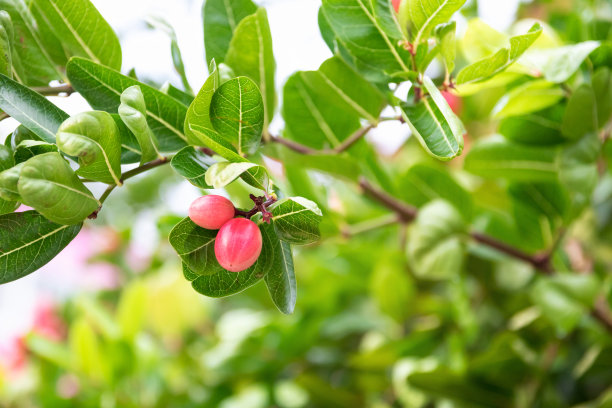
{"left": 234, "top": 195, "right": 277, "bottom": 222}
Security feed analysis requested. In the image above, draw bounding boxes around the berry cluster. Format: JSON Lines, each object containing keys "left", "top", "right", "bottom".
{"left": 188, "top": 195, "right": 265, "bottom": 272}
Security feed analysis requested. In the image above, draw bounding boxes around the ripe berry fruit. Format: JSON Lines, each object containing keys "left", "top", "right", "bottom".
{"left": 392, "top": 0, "right": 401, "bottom": 12}
{"left": 215, "top": 218, "right": 262, "bottom": 272}
{"left": 442, "top": 90, "right": 463, "bottom": 115}
{"left": 189, "top": 195, "right": 235, "bottom": 230}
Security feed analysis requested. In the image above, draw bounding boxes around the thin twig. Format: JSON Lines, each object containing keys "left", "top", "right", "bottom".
{"left": 328, "top": 124, "right": 376, "bottom": 154}
{"left": 269, "top": 135, "right": 319, "bottom": 155}
{"left": 358, "top": 177, "right": 417, "bottom": 222}
{"left": 0, "top": 112, "right": 9, "bottom": 121}
{"left": 33, "top": 84, "right": 75, "bottom": 96}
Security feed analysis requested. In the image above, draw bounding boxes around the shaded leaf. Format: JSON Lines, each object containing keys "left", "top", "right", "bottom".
{"left": 562, "top": 84, "right": 597, "bottom": 140}
{"left": 262, "top": 223, "right": 296, "bottom": 314}
{"left": 170, "top": 146, "right": 216, "bottom": 189}
{"left": 0, "top": 162, "right": 23, "bottom": 201}
{"left": 185, "top": 60, "right": 219, "bottom": 146}
{"left": 499, "top": 105, "right": 566, "bottom": 146}
{"left": 14, "top": 140, "right": 57, "bottom": 164}
{"left": 119, "top": 85, "right": 162, "bottom": 164}
{"left": 0, "top": 211, "right": 81, "bottom": 284}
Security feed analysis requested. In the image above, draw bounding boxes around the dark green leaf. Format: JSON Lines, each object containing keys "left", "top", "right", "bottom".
{"left": 499, "top": 105, "right": 566, "bottom": 146}
{"left": 170, "top": 146, "right": 216, "bottom": 189}
{"left": 169, "top": 217, "right": 222, "bottom": 274}
{"left": 562, "top": 84, "right": 597, "bottom": 140}
{"left": 0, "top": 211, "right": 81, "bottom": 284}
{"left": 271, "top": 197, "right": 323, "bottom": 245}
{"left": 262, "top": 223, "right": 296, "bottom": 314}
{"left": 66, "top": 57, "right": 188, "bottom": 152}
{"left": 56, "top": 111, "right": 122, "bottom": 185}
{"left": 18, "top": 152, "right": 99, "bottom": 225}
{"left": 210, "top": 76, "right": 264, "bottom": 155}
{"left": 0, "top": 74, "right": 68, "bottom": 143}
{"left": 14, "top": 140, "right": 57, "bottom": 164}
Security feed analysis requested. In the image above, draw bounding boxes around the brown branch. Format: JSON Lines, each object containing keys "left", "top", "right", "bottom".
{"left": 328, "top": 123, "right": 376, "bottom": 153}
{"left": 358, "top": 177, "right": 417, "bottom": 222}
{"left": 33, "top": 84, "right": 75, "bottom": 96}
{"left": 269, "top": 135, "right": 319, "bottom": 155}
{"left": 0, "top": 112, "right": 9, "bottom": 121}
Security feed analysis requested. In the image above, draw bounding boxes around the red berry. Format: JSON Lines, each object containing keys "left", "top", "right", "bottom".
{"left": 392, "top": 0, "right": 401, "bottom": 12}
{"left": 189, "top": 195, "right": 235, "bottom": 230}
{"left": 442, "top": 90, "right": 462, "bottom": 115}
{"left": 215, "top": 218, "right": 262, "bottom": 272}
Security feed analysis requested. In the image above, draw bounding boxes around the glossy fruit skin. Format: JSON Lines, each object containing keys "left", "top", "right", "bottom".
{"left": 392, "top": 0, "right": 401, "bottom": 12}
{"left": 189, "top": 195, "right": 235, "bottom": 230}
{"left": 215, "top": 218, "right": 262, "bottom": 272}
{"left": 442, "top": 90, "right": 463, "bottom": 115}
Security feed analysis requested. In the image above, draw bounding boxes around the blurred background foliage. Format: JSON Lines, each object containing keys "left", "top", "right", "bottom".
{"left": 2, "top": 0, "right": 612, "bottom": 407}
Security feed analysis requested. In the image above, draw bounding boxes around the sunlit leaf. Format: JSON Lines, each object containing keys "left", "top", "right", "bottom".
{"left": 119, "top": 85, "right": 162, "bottom": 164}
{"left": 271, "top": 197, "right": 323, "bottom": 245}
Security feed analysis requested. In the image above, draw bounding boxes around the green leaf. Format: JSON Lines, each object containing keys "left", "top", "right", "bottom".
{"left": 0, "top": 211, "right": 81, "bottom": 284}
{"left": 170, "top": 146, "right": 216, "bottom": 189}
{"left": 559, "top": 133, "right": 599, "bottom": 198}
{"left": 202, "top": 0, "right": 257, "bottom": 65}
{"left": 407, "top": 199, "right": 466, "bottom": 279}
{"left": 562, "top": 84, "right": 597, "bottom": 140}
{"left": 14, "top": 140, "right": 57, "bottom": 164}
{"left": 270, "top": 197, "right": 323, "bottom": 245}
{"left": 111, "top": 114, "right": 142, "bottom": 164}
{"left": 408, "top": 0, "right": 466, "bottom": 44}
{"left": 456, "top": 23, "right": 542, "bottom": 85}
{"left": 146, "top": 16, "right": 192, "bottom": 94}
{"left": 0, "top": 11, "right": 13, "bottom": 77}
{"left": 499, "top": 105, "right": 566, "bottom": 146}
{"left": 262, "top": 223, "right": 296, "bottom": 314}
{"left": 593, "top": 67, "right": 612, "bottom": 128}
{"left": 161, "top": 82, "right": 194, "bottom": 106}
{"left": 205, "top": 161, "right": 268, "bottom": 191}
{"left": 0, "top": 144, "right": 17, "bottom": 213}
{"left": 185, "top": 60, "right": 219, "bottom": 146}
{"left": 321, "top": 0, "right": 412, "bottom": 78}
{"left": 465, "top": 136, "right": 559, "bottom": 181}
{"left": 522, "top": 41, "right": 600, "bottom": 83}
{"left": 56, "top": 111, "right": 122, "bottom": 185}
{"left": 398, "top": 164, "right": 473, "bottom": 219}
{"left": 169, "top": 217, "right": 222, "bottom": 274}
{"left": 0, "top": 162, "right": 23, "bottom": 201}
{"left": 30, "top": 0, "right": 122, "bottom": 70}
{"left": 225, "top": 8, "right": 276, "bottom": 127}
{"left": 177, "top": 221, "right": 275, "bottom": 298}
{"left": 210, "top": 76, "right": 264, "bottom": 155}
{"left": 118, "top": 85, "right": 162, "bottom": 164}
{"left": 400, "top": 77, "right": 464, "bottom": 160}
{"left": 0, "top": 74, "right": 68, "bottom": 143}
{"left": 282, "top": 56, "right": 385, "bottom": 149}
{"left": 370, "top": 255, "right": 414, "bottom": 322}
{"left": 508, "top": 182, "right": 569, "bottom": 229}
{"left": 18, "top": 152, "right": 100, "bottom": 225}
{"left": 531, "top": 274, "right": 600, "bottom": 334}
{"left": 66, "top": 57, "right": 188, "bottom": 152}
{"left": 0, "top": 0, "right": 62, "bottom": 86}
{"left": 492, "top": 80, "right": 564, "bottom": 119}
{"left": 435, "top": 21, "right": 456, "bottom": 73}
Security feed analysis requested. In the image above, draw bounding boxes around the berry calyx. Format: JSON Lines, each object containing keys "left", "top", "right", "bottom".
{"left": 189, "top": 195, "right": 235, "bottom": 230}
{"left": 214, "top": 218, "right": 262, "bottom": 272}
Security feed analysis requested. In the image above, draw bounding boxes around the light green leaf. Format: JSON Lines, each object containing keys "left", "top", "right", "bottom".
{"left": 66, "top": 57, "right": 188, "bottom": 152}
{"left": 210, "top": 76, "right": 264, "bottom": 155}
{"left": 119, "top": 85, "right": 162, "bottom": 164}
{"left": 508, "top": 182, "right": 569, "bottom": 229}
{"left": 0, "top": 0, "right": 62, "bottom": 86}
{"left": 559, "top": 133, "right": 599, "bottom": 198}
{"left": 0, "top": 210, "right": 82, "bottom": 284}
{"left": 0, "top": 74, "right": 69, "bottom": 143}
{"left": 400, "top": 76, "right": 464, "bottom": 160}
{"left": 31, "top": 0, "right": 122, "bottom": 70}
{"left": 203, "top": 0, "right": 257, "bottom": 65}
{"left": 185, "top": 60, "right": 219, "bottom": 146}
{"left": 407, "top": 199, "right": 466, "bottom": 279}
{"left": 398, "top": 164, "right": 473, "bottom": 219}
{"left": 0, "top": 162, "right": 23, "bottom": 201}
{"left": 161, "top": 82, "right": 194, "bottom": 106}
{"left": 371, "top": 255, "right": 414, "bottom": 322}
{"left": 562, "top": 84, "right": 597, "bottom": 140}
{"left": 18, "top": 152, "right": 100, "bottom": 225}
{"left": 111, "top": 113, "right": 142, "bottom": 164}
{"left": 262, "top": 222, "right": 296, "bottom": 314}
{"left": 205, "top": 161, "right": 268, "bottom": 191}
{"left": 321, "top": 0, "right": 412, "bottom": 78}
{"left": 593, "top": 67, "right": 612, "bottom": 128}
{"left": 14, "top": 140, "right": 57, "bottom": 164}
{"left": 457, "top": 23, "right": 542, "bottom": 85}
{"left": 225, "top": 8, "right": 276, "bottom": 128}
{"left": 464, "top": 136, "right": 559, "bottom": 181}
{"left": 499, "top": 105, "right": 565, "bottom": 146}
{"left": 56, "top": 111, "right": 122, "bottom": 186}
{"left": 170, "top": 146, "right": 216, "bottom": 189}
{"left": 146, "top": 16, "right": 192, "bottom": 94}
{"left": 522, "top": 41, "right": 600, "bottom": 83}
{"left": 435, "top": 21, "right": 456, "bottom": 73}
{"left": 0, "top": 144, "right": 17, "bottom": 213}
{"left": 460, "top": 18, "right": 508, "bottom": 63}
{"left": 271, "top": 197, "right": 322, "bottom": 245}
{"left": 493, "top": 80, "right": 565, "bottom": 119}
{"left": 408, "top": 0, "right": 466, "bottom": 44}
{"left": 282, "top": 56, "right": 385, "bottom": 149}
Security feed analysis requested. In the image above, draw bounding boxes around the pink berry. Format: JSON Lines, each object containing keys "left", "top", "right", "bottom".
{"left": 442, "top": 90, "right": 462, "bottom": 115}
{"left": 392, "top": 0, "right": 401, "bottom": 12}
{"left": 189, "top": 195, "right": 235, "bottom": 230}
{"left": 214, "top": 218, "right": 262, "bottom": 272}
